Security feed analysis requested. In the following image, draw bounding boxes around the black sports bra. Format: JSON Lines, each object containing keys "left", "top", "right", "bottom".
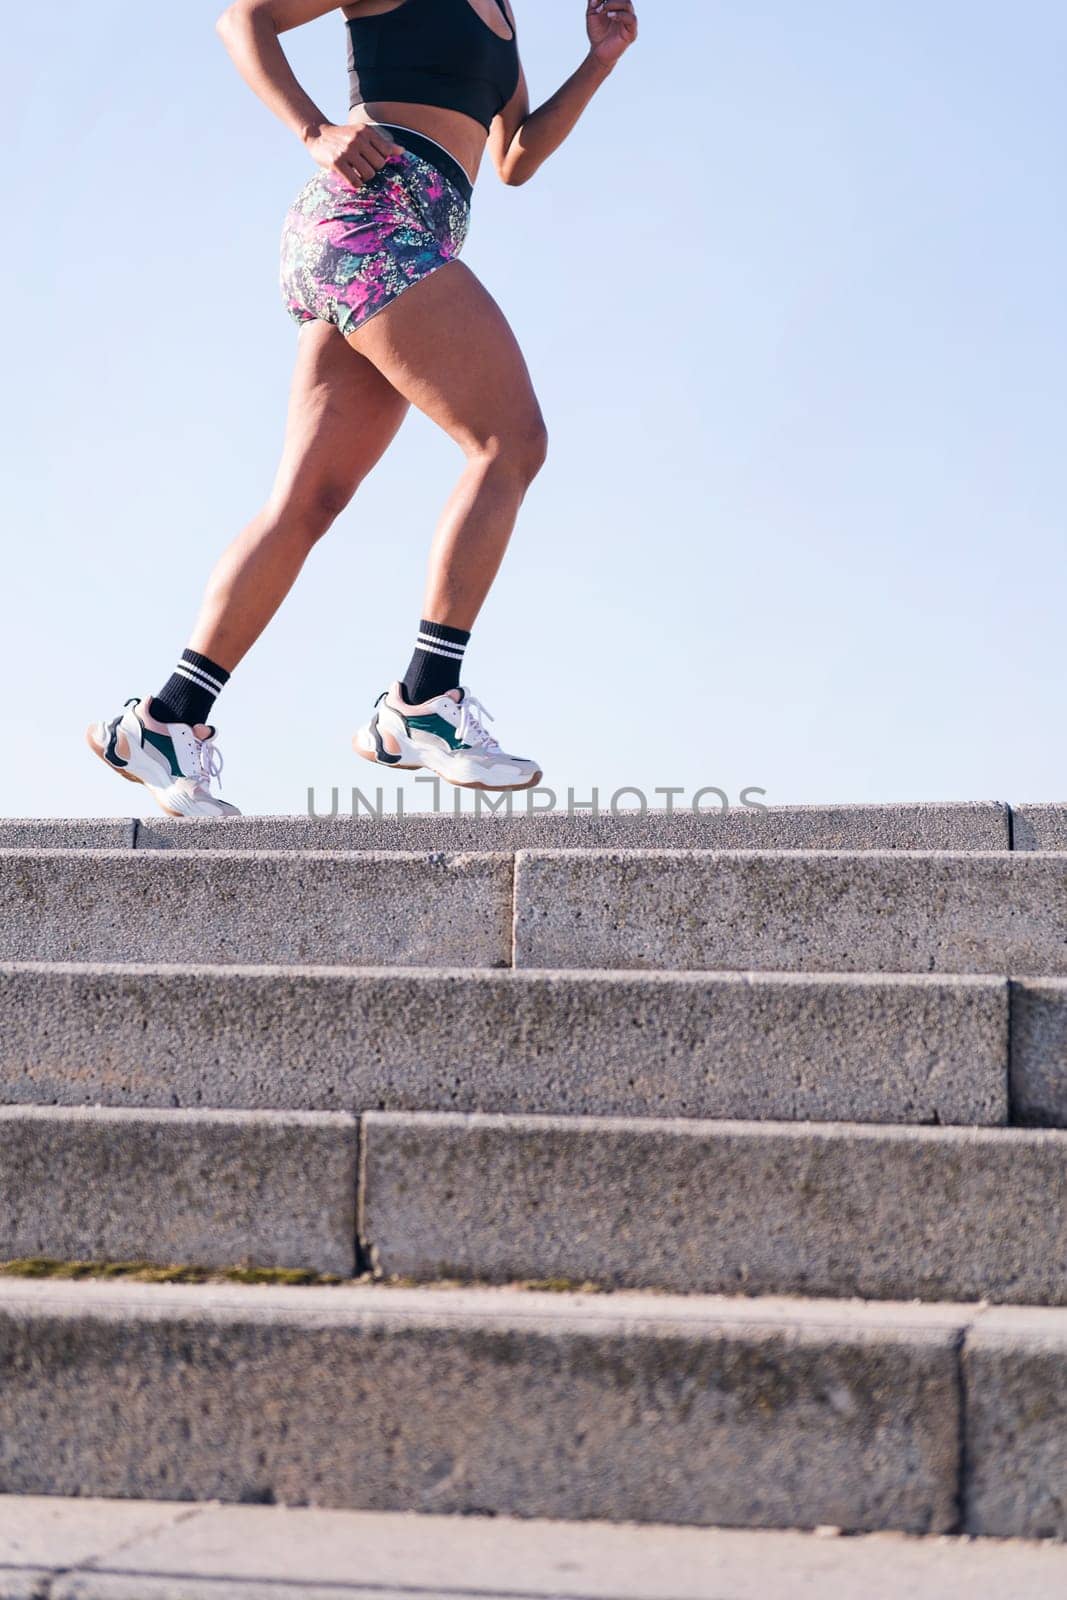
{"left": 347, "top": 0, "right": 520, "bottom": 133}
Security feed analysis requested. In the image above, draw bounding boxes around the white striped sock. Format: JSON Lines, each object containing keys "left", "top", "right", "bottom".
{"left": 175, "top": 662, "right": 225, "bottom": 693}
{"left": 416, "top": 637, "right": 467, "bottom": 660}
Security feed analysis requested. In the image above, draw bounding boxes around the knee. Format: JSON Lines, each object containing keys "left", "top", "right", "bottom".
{"left": 522, "top": 418, "right": 550, "bottom": 482}
{"left": 481, "top": 417, "right": 549, "bottom": 488}
{"left": 269, "top": 479, "right": 356, "bottom": 547}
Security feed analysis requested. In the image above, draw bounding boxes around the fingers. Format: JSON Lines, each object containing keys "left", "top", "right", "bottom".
{"left": 333, "top": 130, "right": 400, "bottom": 188}
{"left": 321, "top": 120, "right": 405, "bottom": 189}
{"left": 350, "top": 130, "right": 400, "bottom": 177}
{"left": 351, "top": 146, "right": 382, "bottom": 180}
{"left": 364, "top": 126, "right": 403, "bottom": 162}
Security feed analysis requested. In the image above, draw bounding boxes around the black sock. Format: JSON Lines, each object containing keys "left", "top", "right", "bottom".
{"left": 401, "top": 619, "right": 470, "bottom": 704}
{"left": 150, "top": 649, "right": 230, "bottom": 727}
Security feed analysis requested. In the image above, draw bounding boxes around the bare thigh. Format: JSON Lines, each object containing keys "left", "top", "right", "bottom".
{"left": 344, "top": 262, "right": 546, "bottom": 458}
{"left": 270, "top": 320, "right": 411, "bottom": 521}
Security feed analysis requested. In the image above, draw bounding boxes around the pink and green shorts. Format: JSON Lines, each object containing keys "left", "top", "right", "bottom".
{"left": 280, "top": 124, "right": 472, "bottom": 338}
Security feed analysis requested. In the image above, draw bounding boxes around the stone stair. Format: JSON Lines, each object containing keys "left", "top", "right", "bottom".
{"left": 7, "top": 1497, "right": 1067, "bottom": 1599}
{"left": 1, "top": 804, "right": 1067, "bottom": 1542}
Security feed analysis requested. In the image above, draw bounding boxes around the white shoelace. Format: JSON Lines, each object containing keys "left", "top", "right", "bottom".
{"left": 455, "top": 693, "right": 501, "bottom": 753}
{"left": 194, "top": 737, "right": 225, "bottom": 792}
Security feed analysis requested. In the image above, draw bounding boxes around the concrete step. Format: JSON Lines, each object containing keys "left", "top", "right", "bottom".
{"left": 11, "top": 1108, "right": 1061, "bottom": 1299}
{"left": 0, "top": 1278, "right": 964, "bottom": 1533}
{"left": 0, "top": 819, "right": 137, "bottom": 850}
{"left": 0, "top": 964, "right": 1008, "bottom": 1124}
{"left": 0, "top": 802, "right": 1013, "bottom": 852}
{"left": 135, "top": 802, "right": 1014, "bottom": 852}
{"left": 362, "top": 1113, "right": 1067, "bottom": 1304}
{"left": 514, "top": 849, "right": 1067, "bottom": 973}
{"left": 1010, "top": 804, "right": 1067, "bottom": 851}
{"left": 1007, "top": 978, "right": 1067, "bottom": 1126}
{"left": 9, "top": 1109, "right": 1060, "bottom": 1303}
{"left": 6, "top": 1497, "right": 1067, "bottom": 1600}
{"left": 963, "top": 1306, "right": 1067, "bottom": 1539}
{"left": 0, "top": 1107, "right": 356, "bottom": 1277}
{"left": 8, "top": 847, "right": 1067, "bottom": 973}
{"left": 0, "top": 849, "right": 512, "bottom": 967}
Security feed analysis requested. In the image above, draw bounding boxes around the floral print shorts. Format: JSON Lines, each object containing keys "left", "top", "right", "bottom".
{"left": 280, "top": 127, "right": 472, "bottom": 338}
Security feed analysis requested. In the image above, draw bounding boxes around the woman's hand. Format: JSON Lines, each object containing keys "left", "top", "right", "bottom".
{"left": 304, "top": 122, "right": 402, "bottom": 188}
{"left": 586, "top": 0, "right": 637, "bottom": 67}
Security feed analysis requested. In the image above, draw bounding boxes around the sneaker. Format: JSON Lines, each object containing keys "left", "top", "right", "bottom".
{"left": 353, "top": 684, "right": 542, "bottom": 791}
{"left": 86, "top": 698, "right": 241, "bottom": 818}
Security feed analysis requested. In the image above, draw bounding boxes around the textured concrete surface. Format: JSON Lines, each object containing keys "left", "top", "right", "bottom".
{"left": 1009, "top": 979, "right": 1067, "bottom": 1126}
{"left": 0, "top": 1106, "right": 357, "bottom": 1275}
{"left": 0, "top": 1574, "right": 43, "bottom": 1600}
{"left": 3, "top": 1501, "right": 1067, "bottom": 1600}
{"left": 514, "top": 849, "right": 1067, "bottom": 973}
{"left": 362, "top": 1113, "right": 1067, "bottom": 1303}
{"left": 0, "top": 1280, "right": 961, "bottom": 1533}
{"left": 963, "top": 1306, "right": 1067, "bottom": 1538}
{"left": 0, "top": 820, "right": 136, "bottom": 850}
{"left": 0, "top": 1496, "right": 189, "bottom": 1575}
{"left": 0, "top": 850, "right": 512, "bottom": 966}
{"left": 1009, "top": 806, "right": 1067, "bottom": 850}
{"left": 0, "top": 964, "right": 1008, "bottom": 1123}
{"left": 132, "top": 802, "right": 1013, "bottom": 852}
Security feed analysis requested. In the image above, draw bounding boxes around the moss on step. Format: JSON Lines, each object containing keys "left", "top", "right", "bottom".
{"left": 379, "top": 1273, "right": 605, "bottom": 1294}
{"left": 0, "top": 1257, "right": 344, "bottom": 1286}
{"left": 0, "top": 1259, "right": 609, "bottom": 1294}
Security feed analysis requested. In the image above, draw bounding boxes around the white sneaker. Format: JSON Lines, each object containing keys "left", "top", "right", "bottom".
{"left": 353, "top": 683, "right": 542, "bottom": 792}
{"left": 86, "top": 698, "right": 241, "bottom": 818}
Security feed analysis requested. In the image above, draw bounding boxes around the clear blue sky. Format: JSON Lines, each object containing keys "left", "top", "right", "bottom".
{"left": 2, "top": 1, "right": 1064, "bottom": 817}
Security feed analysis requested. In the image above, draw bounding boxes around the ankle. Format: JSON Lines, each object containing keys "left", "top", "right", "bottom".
{"left": 401, "top": 619, "right": 470, "bottom": 705}
{"left": 139, "top": 697, "right": 212, "bottom": 741}
{"left": 138, "top": 697, "right": 169, "bottom": 732}
{"left": 151, "top": 650, "right": 230, "bottom": 730}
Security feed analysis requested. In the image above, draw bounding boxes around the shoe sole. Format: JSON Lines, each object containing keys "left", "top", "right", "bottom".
{"left": 428, "top": 768, "right": 544, "bottom": 793}
{"left": 84, "top": 724, "right": 185, "bottom": 819}
{"left": 353, "top": 735, "right": 542, "bottom": 793}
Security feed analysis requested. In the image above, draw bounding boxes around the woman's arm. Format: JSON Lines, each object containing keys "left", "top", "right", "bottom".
{"left": 215, "top": 0, "right": 400, "bottom": 187}
{"left": 488, "top": 0, "right": 638, "bottom": 187}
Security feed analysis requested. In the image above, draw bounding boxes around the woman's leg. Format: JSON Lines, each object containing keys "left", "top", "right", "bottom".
{"left": 347, "top": 259, "right": 548, "bottom": 789}
{"left": 88, "top": 322, "right": 413, "bottom": 815}
{"left": 185, "top": 321, "right": 411, "bottom": 672}
{"left": 344, "top": 261, "right": 548, "bottom": 633}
